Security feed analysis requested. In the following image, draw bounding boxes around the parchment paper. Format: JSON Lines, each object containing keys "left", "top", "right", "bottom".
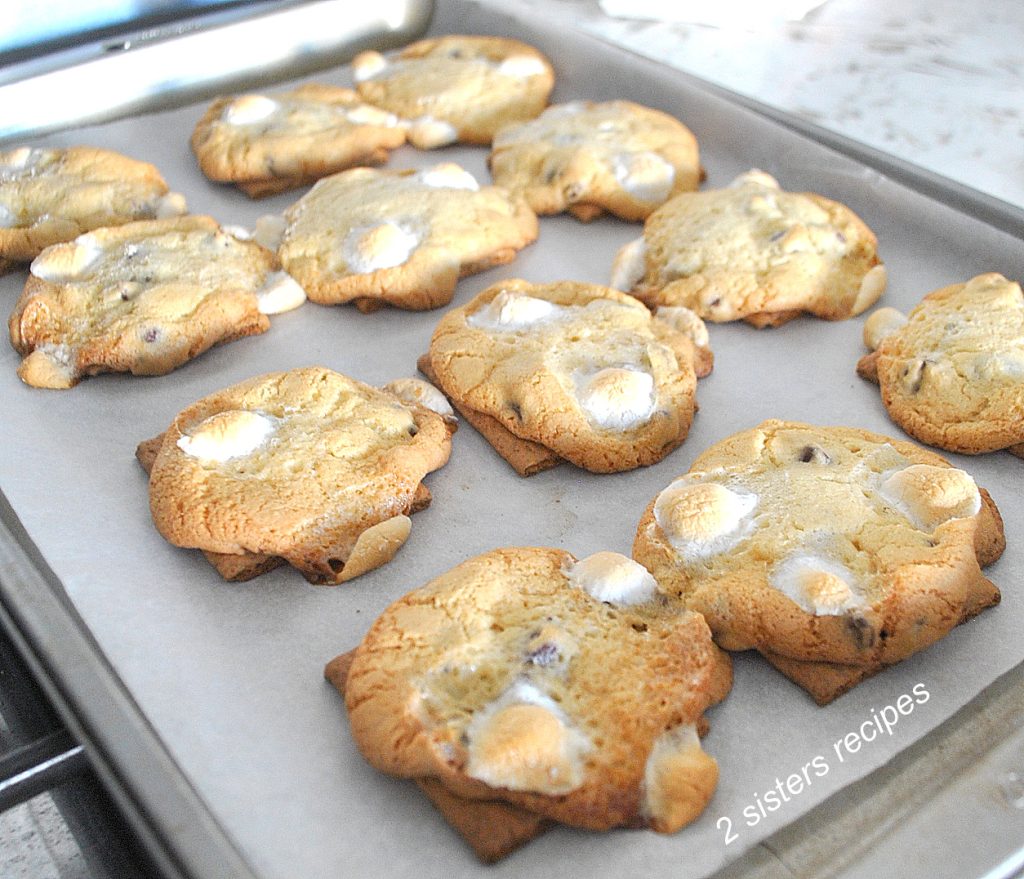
{"left": 0, "top": 2, "right": 1021, "bottom": 877}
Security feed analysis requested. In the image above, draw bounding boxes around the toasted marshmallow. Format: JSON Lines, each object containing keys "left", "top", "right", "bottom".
{"left": 0, "top": 202, "right": 15, "bottom": 228}
{"left": 351, "top": 50, "right": 388, "bottom": 82}
{"left": 253, "top": 214, "right": 287, "bottom": 251}
{"left": 0, "top": 147, "right": 48, "bottom": 179}
{"left": 566, "top": 551, "right": 657, "bottom": 605}
{"left": 256, "top": 271, "right": 306, "bottom": 314}
{"left": 729, "top": 169, "right": 780, "bottom": 189}
{"left": 417, "top": 163, "right": 479, "bottom": 191}
{"left": 878, "top": 464, "right": 981, "bottom": 531}
{"left": 654, "top": 481, "right": 757, "bottom": 558}
{"left": 344, "top": 104, "right": 399, "bottom": 127}
{"left": 343, "top": 222, "right": 419, "bottom": 273}
{"left": 863, "top": 305, "right": 908, "bottom": 350}
{"left": 610, "top": 237, "right": 647, "bottom": 292}
{"left": 382, "top": 377, "right": 454, "bottom": 417}
{"left": 153, "top": 192, "right": 187, "bottom": 220}
{"left": 852, "top": 264, "right": 888, "bottom": 315}
{"left": 223, "top": 95, "right": 278, "bottom": 125}
{"left": 575, "top": 367, "right": 655, "bottom": 430}
{"left": 654, "top": 306, "right": 709, "bottom": 348}
{"left": 641, "top": 724, "right": 717, "bottom": 833}
{"left": 496, "top": 55, "right": 549, "bottom": 78}
{"left": 465, "top": 680, "right": 590, "bottom": 795}
{"left": 31, "top": 235, "right": 104, "bottom": 281}
{"left": 770, "top": 554, "right": 862, "bottom": 615}
{"left": 467, "top": 290, "right": 560, "bottom": 330}
{"left": 405, "top": 116, "right": 459, "bottom": 149}
{"left": 613, "top": 151, "right": 675, "bottom": 203}
{"left": 177, "top": 410, "right": 275, "bottom": 463}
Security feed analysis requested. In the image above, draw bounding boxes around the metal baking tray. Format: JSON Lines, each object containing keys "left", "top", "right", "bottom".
{"left": 1, "top": 1, "right": 1022, "bottom": 877}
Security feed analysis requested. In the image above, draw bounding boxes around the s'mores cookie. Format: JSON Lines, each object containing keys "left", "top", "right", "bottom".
{"left": 191, "top": 84, "right": 406, "bottom": 198}
{"left": 351, "top": 35, "right": 554, "bottom": 148}
{"left": 328, "top": 547, "right": 731, "bottom": 859}
{"left": 633, "top": 421, "right": 1004, "bottom": 704}
{"left": 858, "top": 273, "right": 1024, "bottom": 458}
{"left": 8, "top": 216, "right": 304, "bottom": 389}
{"left": 144, "top": 368, "right": 453, "bottom": 584}
{"left": 8, "top": 216, "right": 305, "bottom": 387}
{"left": 0, "top": 146, "right": 186, "bottom": 270}
{"left": 275, "top": 164, "right": 537, "bottom": 311}
{"left": 424, "top": 279, "right": 712, "bottom": 474}
{"left": 612, "top": 170, "right": 886, "bottom": 327}
{"left": 489, "top": 100, "right": 701, "bottom": 222}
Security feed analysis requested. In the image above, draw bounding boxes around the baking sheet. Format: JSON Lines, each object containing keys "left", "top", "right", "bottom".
{"left": 1, "top": 2, "right": 1022, "bottom": 877}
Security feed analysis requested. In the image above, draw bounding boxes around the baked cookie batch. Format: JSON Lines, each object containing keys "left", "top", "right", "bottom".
{"left": 3, "top": 31, "right": 1015, "bottom": 863}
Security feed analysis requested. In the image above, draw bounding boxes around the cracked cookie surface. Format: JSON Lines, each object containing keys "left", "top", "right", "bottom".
{"left": 427, "top": 279, "right": 711, "bottom": 473}
{"left": 489, "top": 100, "right": 701, "bottom": 222}
{"left": 146, "top": 366, "right": 453, "bottom": 584}
{"left": 611, "top": 170, "right": 886, "bottom": 327}
{"left": 352, "top": 35, "right": 554, "bottom": 148}
{"left": 0, "top": 146, "right": 186, "bottom": 267}
{"left": 337, "top": 546, "right": 730, "bottom": 834}
{"left": 858, "top": 273, "right": 1024, "bottom": 456}
{"left": 191, "top": 84, "right": 406, "bottom": 197}
{"left": 633, "top": 420, "right": 1002, "bottom": 668}
{"left": 9, "top": 215, "right": 306, "bottom": 389}
{"left": 277, "top": 164, "right": 537, "bottom": 310}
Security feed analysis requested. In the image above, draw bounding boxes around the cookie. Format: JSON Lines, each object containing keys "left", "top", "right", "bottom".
{"left": 633, "top": 421, "right": 1003, "bottom": 700}
{"left": 0, "top": 146, "right": 186, "bottom": 266}
{"left": 489, "top": 100, "right": 702, "bottom": 222}
{"left": 8, "top": 216, "right": 305, "bottom": 389}
{"left": 352, "top": 35, "right": 554, "bottom": 148}
{"left": 612, "top": 170, "right": 887, "bottom": 327}
{"left": 333, "top": 547, "right": 731, "bottom": 850}
{"left": 191, "top": 84, "right": 407, "bottom": 198}
{"left": 426, "top": 279, "right": 711, "bottom": 474}
{"left": 274, "top": 164, "right": 538, "bottom": 311}
{"left": 857, "top": 273, "right": 1024, "bottom": 456}
{"left": 145, "top": 368, "right": 453, "bottom": 584}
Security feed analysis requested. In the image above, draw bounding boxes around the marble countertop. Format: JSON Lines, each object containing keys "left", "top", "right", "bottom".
{"left": 481, "top": 0, "right": 1024, "bottom": 214}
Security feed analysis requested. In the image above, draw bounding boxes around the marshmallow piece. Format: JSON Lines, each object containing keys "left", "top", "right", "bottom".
{"left": 654, "top": 306, "right": 709, "bottom": 348}
{"left": 154, "top": 192, "right": 188, "bottom": 220}
{"left": 575, "top": 367, "right": 655, "bottom": 430}
{"left": 417, "top": 164, "right": 479, "bottom": 191}
{"left": 223, "top": 95, "right": 279, "bottom": 125}
{"left": 177, "top": 410, "right": 276, "bottom": 463}
{"left": 613, "top": 151, "right": 675, "bottom": 203}
{"left": 729, "top": 169, "right": 780, "bottom": 189}
{"left": 467, "top": 290, "right": 560, "bottom": 330}
{"left": 0, "top": 147, "right": 48, "bottom": 179}
{"left": 352, "top": 51, "right": 388, "bottom": 82}
{"left": 967, "top": 349, "right": 1024, "bottom": 380}
{"left": 610, "top": 237, "right": 647, "bottom": 292}
{"left": 405, "top": 116, "right": 459, "bottom": 149}
{"left": 863, "top": 305, "right": 908, "bottom": 350}
{"left": 566, "top": 551, "right": 657, "bottom": 605}
{"left": 654, "top": 481, "right": 757, "bottom": 556}
{"left": 253, "top": 214, "right": 286, "bottom": 251}
{"left": 30, "top": 235, "right": 104, "bottom": 281}
{"left": 0, "top": 202, "right": 15, "bottom": 228}
{"left": 496, "top": 55, "right": 549, "bottom": 78}
{"left": 381, "top": 377, "right": 454, "bottom": 417}
{"left": 770, "top": 554, "right": 862, "bottom": 615}
{"left": 343, "top": 222, "right": 419, "bottom": 273}
{"left": 256, "top": 271, "right": 306, "bottom": 314}
{"left": 465, "top": 680, "right": 590, "bottom": 795}
{"left": 879, "top": 464, "right": 981, "bottom": 531}
{"left": 344, "top": 104, "right": 399, "bottom": 127}
{"left": 18, "top": 344, "right": 77, "bottom": 389}
{"left": 641, "top": 724, "right": 718, "bottom": 833}
{"left": 852, "top": 264, "right": 888, "bottom": 315}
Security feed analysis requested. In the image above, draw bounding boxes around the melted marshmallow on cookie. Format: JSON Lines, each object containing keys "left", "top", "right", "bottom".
{"left": 177, "top": 410, "right": 276, "bottom": 462}
{"left": 566, "top": 551, "right": 658, "bottom": 605}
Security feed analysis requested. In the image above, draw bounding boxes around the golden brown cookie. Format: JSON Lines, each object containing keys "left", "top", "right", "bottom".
{"left": 0, "top": 146, "right": 186, "bottom": 266}
{"left": 352, "top": 35, "right": 554, "bottom": 148}
{"left": 611, "top": 170, "right": 886, "bottom": 327}
{"left": 146, "top": 367, "right": 453, "bottom": 584}
{"left": 8, "top": 216, "right": 305, "bottom": 389}
{"left": 489, "top": 100, "right": 701, "bottom": 222}
{"left": 633, "top": 421, "right": 1003, "bottom": 696}
{"left": 334, "top": 547, "right": 730, "bottom": 846}
{"left": 190, "top": 84, "right": 407, "bottom": 198}
{"left": 857, "top": 273, "right": 1024, "bottom": 455}
{"left": 275, "top": 164, "right": 538, "bottom": 311}
{"left": 426, "top": 279, "right": 711, "bottom": 474}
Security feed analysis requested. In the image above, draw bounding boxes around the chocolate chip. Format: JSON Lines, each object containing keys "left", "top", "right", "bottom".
{"left": 408, "top": 425, "right": 419, "bottom": 437}
{"left": 506, "top": 401, "right": 523, "bottom": 421}
{"left": 769, "top": 230, "right": 786, "bottom": 242}
{"left": 845, "top": 615, "right": 876, "bottom": 649}
{"left": 526, "top": 642, "right": 559, "bottom": 666}
{"left": 797, "top": 444, "right": 832, "bottom": 464}
{"left": 836, "top": 231, "right": 847, "bottom": 243}
{"left": 142, "top": 327, "right": 159, "bottom": 343}
{"left": 631, "top": 622, "right": 648, "bottom": 634}
{"left": 564, "top": 182, "right": 585, "bottom": 202}
{"left": 902, "top": 359, "right": 928, "bottom": 394}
